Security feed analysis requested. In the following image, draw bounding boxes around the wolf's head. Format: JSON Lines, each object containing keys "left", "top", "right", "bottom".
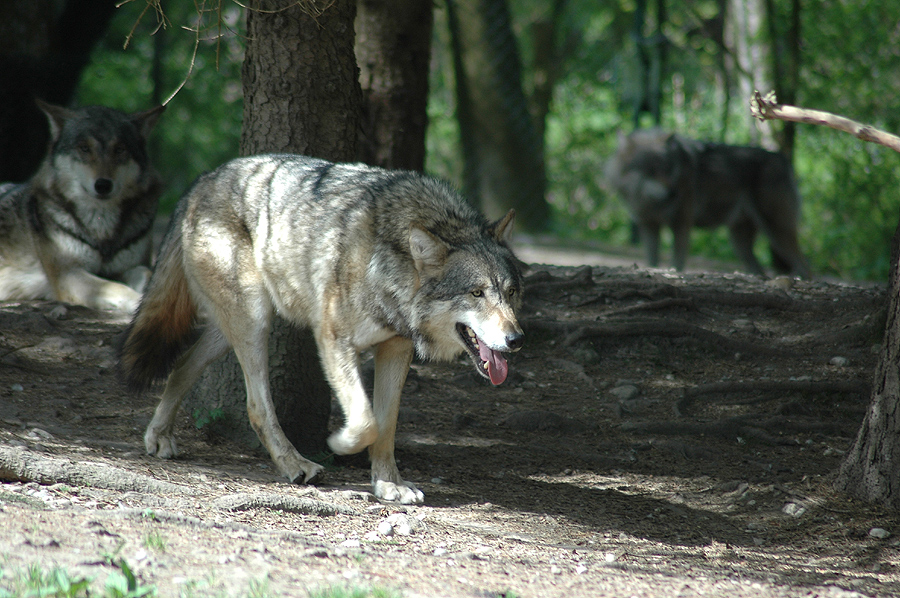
{"left": 35, "top": 100, "right": 165, "bottom": 205}
{"left": 409, "top": 209, "right": 524, "bottom": 385}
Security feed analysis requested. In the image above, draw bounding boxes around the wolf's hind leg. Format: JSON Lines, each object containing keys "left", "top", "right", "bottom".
{"left": 145, "top": 327, "right": 230, "bottom": 458}
{"left": 228, "top": 313, "right": 325, "bottom": 484}
{"left": 368, "top": 337, "right": 423, "bottom": 504}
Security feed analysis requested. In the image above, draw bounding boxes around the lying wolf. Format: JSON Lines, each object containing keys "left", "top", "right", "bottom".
{"left": 606, "top": 129, "right": 809, "bottom": 277}
{"left": 0, "top": 100, "right": 165, "bottom": 313}
{"left": 119, "top": 155, "right": 525, "bottom": 504}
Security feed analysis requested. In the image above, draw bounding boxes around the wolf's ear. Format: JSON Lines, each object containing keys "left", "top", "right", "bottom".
{"left": 35, "top": 99, "right": 73, "bottom": 143}
{"left": 409, "top": 226, "right": 448, "bottom": 272}
{"left": 132, "top": 105, "right": 166, "bottom": 139}
{"left": 489, "top": 209, "right": 515, "bottom": 244}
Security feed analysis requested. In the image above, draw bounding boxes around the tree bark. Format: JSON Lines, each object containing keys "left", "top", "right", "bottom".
{"left": 446, "top": 0, "right": 549, "bottom": 231}
{"left": 185, "top": 0, "right": 361, "bottom": 457}
{"left": 355, "top": 0, "right": 433, "bottom": 170}
{"left": 752, "top": 95, "right": 900, "bottom": 508}
{"left": 835, "top": 219, "right": 900, "bottom": 509}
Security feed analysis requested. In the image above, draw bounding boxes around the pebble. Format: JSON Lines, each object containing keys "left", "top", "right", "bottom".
{"left": 869, "top": 527, "right": 890, "bottom": 539}
{"left": 830, "top": 356, "right": 849, "bottom": 367}
{"left": 377, "top": 520, "right": 395, "bottom": 537}
{"left": 384, "top": 513, "right": 425, "bottom": 536}
{"left": 782, "top": 502, "right": 806, "bottom": 518}
{"left": 609, "top": 384, "right": 639, "bottom": 401}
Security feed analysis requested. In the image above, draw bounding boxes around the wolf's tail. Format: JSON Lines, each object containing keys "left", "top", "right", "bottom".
{"left": 118, "top": 209, "right": 198, "bottom": 392}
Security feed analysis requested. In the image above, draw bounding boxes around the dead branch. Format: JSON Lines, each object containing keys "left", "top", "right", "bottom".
{"left": 751, "top": 90, "right": 900, "bottom": 153}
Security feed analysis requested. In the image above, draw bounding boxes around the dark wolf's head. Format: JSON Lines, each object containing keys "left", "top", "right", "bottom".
{"left": 34, "top": 99, "right": 165, "bottom": 204}
{"left": 409, "top": 209, "right": 525, "bottom": 385}
{"left": 605, "top": 128, "right": 694, "bottom": 217}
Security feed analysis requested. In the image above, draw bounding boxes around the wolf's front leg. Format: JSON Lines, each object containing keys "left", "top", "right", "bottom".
{"left": 54, "top": 268, "right": 141, "bottom": 313}
{"left": 369, "top": 337, "right": 423, "bottom": 504}
{"left": 320, "top": 333, "right": 379, "bottom": 455}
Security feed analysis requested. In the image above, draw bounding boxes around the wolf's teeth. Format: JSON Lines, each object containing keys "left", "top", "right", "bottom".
{"left": 483, "top": 362, "right": 489, "bottom": 370}
{"left": 468, "top": 328, "right": 476, "bottom": 339}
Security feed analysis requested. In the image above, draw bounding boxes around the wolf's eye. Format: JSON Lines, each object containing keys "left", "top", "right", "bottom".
{"left": 76, "top": 142, "right": 91, "bottom": 156}
{"left": 471, "top": 290, "right": 483, "bottom": 298}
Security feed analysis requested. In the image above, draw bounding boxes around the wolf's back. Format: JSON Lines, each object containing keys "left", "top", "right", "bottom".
{"left": 119, "top": 204, "right": 197, "bottom": 392}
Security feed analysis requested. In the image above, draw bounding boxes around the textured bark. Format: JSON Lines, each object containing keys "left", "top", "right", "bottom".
{"left": 355, "top": 0, "right": 433, "bottom": 170}
{"left": 446, "top": 0, "right": 549, "bottom": 231}
{"left": 185, "top": 0, "right": 361, "bottom": 457}
{"left": 835, "top": 220, "right": 900, "bottom": 509}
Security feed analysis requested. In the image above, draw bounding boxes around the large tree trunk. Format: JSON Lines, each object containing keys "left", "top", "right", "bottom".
{"left": 355, "top": 0, "right": 432, "bottom": 170}
{"left": 0, "top": 0, "right": 117, "bottom": 182}
{"left": 184, "top": 0, "right": 361, "bottom": 458}
{"left": 834, "top": 219, "right": 900, "bottom": 509}
{"left": 446, "top": 0, "right": 549, "bottom": 231}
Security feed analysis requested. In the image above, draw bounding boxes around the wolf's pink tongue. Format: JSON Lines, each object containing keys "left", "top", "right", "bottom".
{"left": 478, "top": 342, "right": 508, "bottom": 385}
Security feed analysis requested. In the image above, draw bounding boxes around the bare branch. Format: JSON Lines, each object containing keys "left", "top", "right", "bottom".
{"left": 751, "top": 90, "right": 900, "bottom": 153}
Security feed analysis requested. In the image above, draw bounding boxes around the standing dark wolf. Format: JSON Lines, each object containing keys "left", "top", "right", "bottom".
{"left": 119, "top": 155, "right": 525, "bottom": 504}
{"left": 606, "top": 129, "right": 809, "bottom": 277}
{"left": 0, "top": 100, "right": 165, "bottom": 313}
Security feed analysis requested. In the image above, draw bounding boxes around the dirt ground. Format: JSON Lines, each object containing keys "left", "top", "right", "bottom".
{"left": 0, "top": 243, "right": 898, "bottom": 598}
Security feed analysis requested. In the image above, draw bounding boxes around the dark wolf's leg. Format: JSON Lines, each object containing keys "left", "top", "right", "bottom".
{"left": 638, "top": 222, "right": 662, "bottom": 268}
{"left": 369, "top": 336, "right": 423, "bottom": 504}
{"left": 728, "top": 218, "right": 766, "bottom": 276}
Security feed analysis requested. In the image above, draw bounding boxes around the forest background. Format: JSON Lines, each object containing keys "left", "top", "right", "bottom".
{"left": 74, "top": 0, "right": 900, "bottom": 282}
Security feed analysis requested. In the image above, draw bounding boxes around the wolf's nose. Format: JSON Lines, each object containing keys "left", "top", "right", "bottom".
{"left": 506, "top": 331, "right": 524, "bottom": 351}
{"left": 94, "top": 178, "right": 113, "bottom": 196}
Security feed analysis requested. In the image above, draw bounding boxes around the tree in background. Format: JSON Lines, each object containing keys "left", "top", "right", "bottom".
{"left": 185, "top": 0, "right": 362, "bottom": 457}
{"left": 355, "top": 0, "right": 433, "bottom": 171}
{"left": 0, "top": 0, "right": 117, "bottom": 182}
{"left": 446, "top": 0, "right": 549, "bottom": 232}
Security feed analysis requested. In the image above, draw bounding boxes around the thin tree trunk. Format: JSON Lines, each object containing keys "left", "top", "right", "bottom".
{"left": 752, "top": 94, "right": 900, "bottom": 509}
{"left": 835, "top": 218, "right": 900, "bottom": 509}
{"left": 355, "top": 0, "right": 433, "bottom": 170}
{"left": 185, "top": 0, "right": 361, "bottom": 457}
{"left": 446, "top": 0, "right": 548, "bottom": 231}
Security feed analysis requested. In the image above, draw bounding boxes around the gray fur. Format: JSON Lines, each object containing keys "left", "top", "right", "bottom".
{"left": 120, "top": 155, "right": 525, "bottom": 504}
{"left": 0, "top": 100, "right": 165, "bottom": 312}
{"left": 606, "top": 129, "right": 809, "bottom": 277}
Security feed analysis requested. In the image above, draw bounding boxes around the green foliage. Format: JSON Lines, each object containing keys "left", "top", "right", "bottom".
{"left": 76, "top": 0, "right": 899, "bottom": 280}
{"left": 0, "top": 564, "right": 91, "bottom": 598}
{"left": 191, "top": 406, "right": 225, "bottom": 430}
{"left": 77, "top": 2, "right": 243, "bottom": 212}
{"left": 307, "top": 587, "right": 401, "bottom": 598}
{"left": 0, "top": 560, "right": 155, "bottom": 598}
{"left": 142, "top": 531, "right": 167, "bottom": 554}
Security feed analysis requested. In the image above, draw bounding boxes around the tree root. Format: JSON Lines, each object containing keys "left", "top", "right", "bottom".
{"left": 621, "top": 415, "right": 849, "bottom": 445}
{"left": 0, "top": 445, "right": 199, "bottom": 495}
{"left": 676, "top": 379, "right": 871, "bottom": 416}
{"left": 526, "top": 317, "right": 790, "bottom": 357}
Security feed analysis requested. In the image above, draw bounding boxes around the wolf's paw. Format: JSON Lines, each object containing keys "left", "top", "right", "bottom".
{"left": 145, "top": 429, "right": 178, "bottom": 459}
{"left": 281, "top": 455, "right": 325, "bottom": 485}
{"left": 327, "top": 422, "right": 378, "bottom": 455}
{"left": 373, "top": 479, "right": 425, "bottom": 505}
